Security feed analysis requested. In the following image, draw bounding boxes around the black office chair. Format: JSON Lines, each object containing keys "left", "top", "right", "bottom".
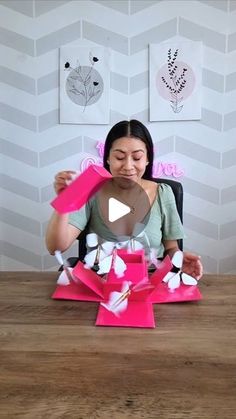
{"left": 154, "top": 177, "right": 183, "bottom": 251}
{"left": 73, "top": 177, "right": 183, "bottom": 264}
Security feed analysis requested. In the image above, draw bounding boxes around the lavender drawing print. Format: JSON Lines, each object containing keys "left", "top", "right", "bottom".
{"left": 149, "top": 42, "right": 202, "bottom": 121}
{"left": 158, "top": 48, "right": 195, "bottom": 113}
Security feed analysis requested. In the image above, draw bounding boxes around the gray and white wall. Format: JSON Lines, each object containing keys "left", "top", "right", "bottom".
{"left": 0, "top": 0, "right": 236, "bottom": 273}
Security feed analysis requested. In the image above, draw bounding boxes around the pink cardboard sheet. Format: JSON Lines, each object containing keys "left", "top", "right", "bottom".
{"left": 149, "top": 256, "right": 172, "bottom": 286}
{"left": 72, "top": 261, "right": 104, "bottom": 298}
{"left": 96, "top": 301, "right": 155, "bottom": 328}
{"left": 51, "top": 164, "right": 112, "bottom": 214}
{"left": 149, "top": 282, "right": 202, "bottom": 303}
{"left": 106, "top": 250, "right": 147, "bottom": 285}
{"left": 52, "top": 280, "right": 102, "bottom": 302}
{"left": 52, "top": 261, "right": 105, "bottom": 302}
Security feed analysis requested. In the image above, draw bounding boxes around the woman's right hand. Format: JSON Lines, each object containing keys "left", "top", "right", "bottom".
{"left": 53, "top": 170, "right": 77, "bottom": 195}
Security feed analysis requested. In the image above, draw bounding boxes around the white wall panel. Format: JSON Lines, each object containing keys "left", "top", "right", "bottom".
{"left": 0, "top": 0, "right": 235, "bottom": 272}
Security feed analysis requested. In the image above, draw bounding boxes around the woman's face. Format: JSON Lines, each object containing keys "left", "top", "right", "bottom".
{"left": 107, "top": 136, "right": 148, "bottom": 184}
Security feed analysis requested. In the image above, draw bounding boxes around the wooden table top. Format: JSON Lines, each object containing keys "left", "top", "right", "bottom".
{"left": 0, "top": 272, "right": 235, "bottom": 419}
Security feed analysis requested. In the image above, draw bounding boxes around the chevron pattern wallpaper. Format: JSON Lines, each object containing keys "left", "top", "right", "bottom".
{"left": 0, "top": 0, "right": 236, "bottom": 273}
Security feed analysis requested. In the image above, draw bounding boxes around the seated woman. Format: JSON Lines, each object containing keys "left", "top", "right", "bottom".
{"left": 46, "top": 119, "right": 203, "bottom": 280}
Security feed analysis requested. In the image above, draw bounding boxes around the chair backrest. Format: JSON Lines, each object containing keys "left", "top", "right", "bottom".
{"left": 78, "top": 177, "right": 183, "bottom": 260}
{"left": 153, "top": 178, "right": 183, "bottom": 251}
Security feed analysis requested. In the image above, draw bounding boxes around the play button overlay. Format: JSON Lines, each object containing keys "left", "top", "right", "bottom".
{"left": 92, "top": 177, "right": 152, "bottom": 241}
{"left": 108, "top": 197, "right": 131, "bottom": 222}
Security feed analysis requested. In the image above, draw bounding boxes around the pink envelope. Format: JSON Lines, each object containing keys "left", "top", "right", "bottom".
{"left": 51, "top": 164, "right": 112, "bottom": 214}
{"left": 96, "top": 301, "right": 155, "bottom": 328}
{"left": 149, "top": 282, "right": 202, "bottom": 303}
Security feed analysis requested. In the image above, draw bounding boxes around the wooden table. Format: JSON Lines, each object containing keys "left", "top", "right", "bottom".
{"left": 0, "top": 272, "right": 235, "bottom": 419}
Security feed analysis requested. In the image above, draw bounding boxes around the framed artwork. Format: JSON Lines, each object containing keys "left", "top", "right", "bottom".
{"left": 149, "top": 41, "right": 202, "bottom": 121}
{"left": 60, "top": 46, "right": 110, "bottom": 124}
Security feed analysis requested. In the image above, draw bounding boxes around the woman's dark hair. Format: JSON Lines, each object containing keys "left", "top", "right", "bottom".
{"left": 103, "top": 120, "right": 154, "bottom": 180}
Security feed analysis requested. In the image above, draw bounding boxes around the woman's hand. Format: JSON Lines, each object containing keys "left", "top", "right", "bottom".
{"left": 182, "top": 252, "right": 203, "bottom": 280}
{"left": 54, "top": 170, "right": 77, "bottom": 195}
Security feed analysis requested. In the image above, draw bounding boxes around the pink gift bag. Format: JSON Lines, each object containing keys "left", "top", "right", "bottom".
{"left": 51, "top": 164, "right": 112, "bottom": 214}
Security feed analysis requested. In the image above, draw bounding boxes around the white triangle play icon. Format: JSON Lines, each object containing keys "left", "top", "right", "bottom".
{"left": 108, "top": 198, "right": 131, "bottom": 222}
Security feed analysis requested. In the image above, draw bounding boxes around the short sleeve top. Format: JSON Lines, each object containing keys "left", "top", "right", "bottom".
{"left": 68, "top": 183, "right": 184, "bottom": 258}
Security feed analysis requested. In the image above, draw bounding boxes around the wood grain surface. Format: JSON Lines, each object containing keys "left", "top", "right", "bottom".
{"left": 0, "top": 272, "right": 235, "bottom": 419}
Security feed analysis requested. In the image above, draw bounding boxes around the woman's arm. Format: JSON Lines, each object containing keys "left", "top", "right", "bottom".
{"left": 163, "top": 239, "right": 179, "bottom": 259}
{"left": 45, "top": 170, "right": 81, "bottom": 255}
{"left": 45, "top": 212, "right": 81, "bottom": 255}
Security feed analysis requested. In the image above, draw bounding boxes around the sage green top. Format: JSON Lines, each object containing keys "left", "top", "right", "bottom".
{"left": 68, "top": 183, "right": 184, "bottom": 258}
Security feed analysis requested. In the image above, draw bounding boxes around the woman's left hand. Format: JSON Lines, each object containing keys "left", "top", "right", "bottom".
{"left": 182, "top": 252, "right": 203, "bottom": 280}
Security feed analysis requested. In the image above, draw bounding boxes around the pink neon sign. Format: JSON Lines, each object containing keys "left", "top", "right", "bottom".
{"left": 80, "top": 141, "right": 184, "bottom": 178}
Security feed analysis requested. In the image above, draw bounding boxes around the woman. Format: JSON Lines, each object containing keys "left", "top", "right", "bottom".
{"left": 46, "top": 120, "right": 202, "bottom": 279}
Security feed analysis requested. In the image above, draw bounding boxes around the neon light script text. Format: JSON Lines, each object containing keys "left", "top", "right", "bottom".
{"left": 80, "top": 141, "right": 184, "bottom": 178}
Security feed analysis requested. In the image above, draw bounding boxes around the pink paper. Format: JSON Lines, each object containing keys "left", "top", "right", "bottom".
{"left": 72, "top": 261, "right": 104, "bottom": 298}
{"left": 129, "top": 285, "right": 155, "bottom": 301}
{"left": 96, "top": 301, "right": 155, "bottom": 328}
{"left": 149, "top": 282, "right": 202, "bottom": 303}
{"left": 51, "top": 164, "right": 112, "bottom": 214}
{"left": 149, "top": 256, "right": 172, "bottom": 286}
{"left": 106, "top": 249, "right": 147, "bottom": 285}
{"left": 51, "top": 280, "right": 102, "bottom": 302}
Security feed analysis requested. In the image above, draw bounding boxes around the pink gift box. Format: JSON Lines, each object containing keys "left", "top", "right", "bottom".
{"left": 51, "top": 164, "right": 112, "bottom": 214}
{"left": 52, "top": 249, "right": 202, "bottom": 327}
